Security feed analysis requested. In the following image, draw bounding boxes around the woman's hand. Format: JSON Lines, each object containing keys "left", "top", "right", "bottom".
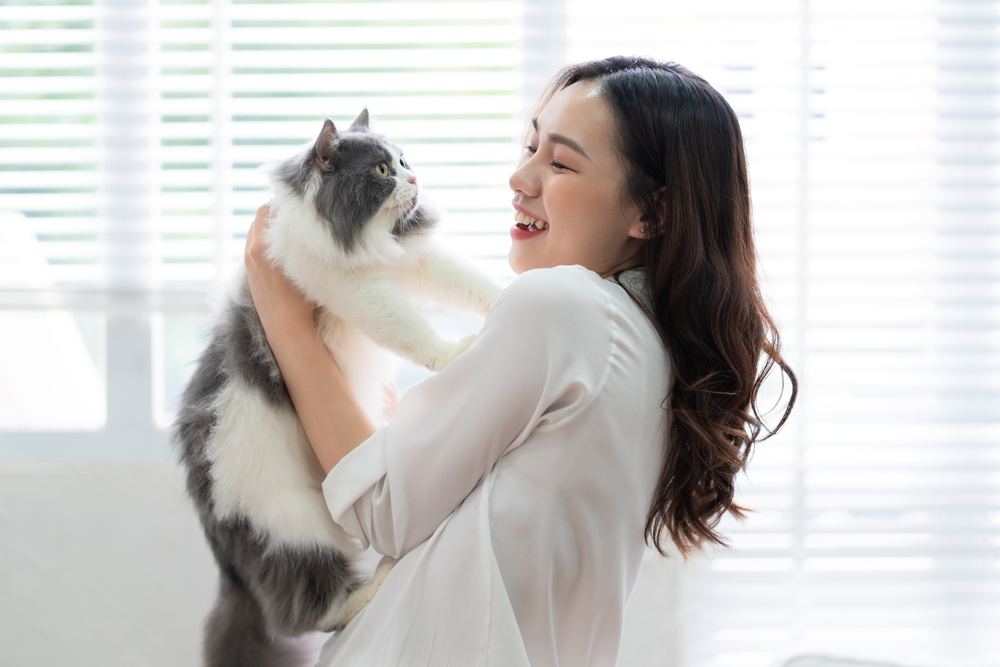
{"left": 243, "top": 204, "right": 376, "bottom": 475}
{"left": 244, "top": 203, "right": 318, "bottom": 339}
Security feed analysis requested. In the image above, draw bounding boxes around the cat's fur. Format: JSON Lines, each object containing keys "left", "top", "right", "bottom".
{"left": 172, "top": 109, "right": 503, "bottom": 667}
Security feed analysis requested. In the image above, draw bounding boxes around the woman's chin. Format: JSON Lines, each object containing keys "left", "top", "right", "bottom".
{"left": 507, "top": 252, "right": 547, "bottom": 276}
{"left": 507, "top": 250, "right": 526, "bottom": 275}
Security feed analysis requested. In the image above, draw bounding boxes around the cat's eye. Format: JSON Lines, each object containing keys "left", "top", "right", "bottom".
{"left": 374, "top": 162, "right": 389, "bottom": 177}
{"left": 399, "top": 155, "right": 408, "bottom": 168}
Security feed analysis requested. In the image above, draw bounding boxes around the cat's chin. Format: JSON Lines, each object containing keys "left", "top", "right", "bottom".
{"left": 390, "top": 195, "right": 430, "bottom": 238}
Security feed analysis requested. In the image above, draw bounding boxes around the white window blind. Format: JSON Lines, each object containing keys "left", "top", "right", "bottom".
{"left": 0, "top": 0, "right": 528, "bottom": 434}
{"left": 0, "top": 0, "right": 522, "bottom": 293}
{"left": 152, "top": 0, "right": 523, "bottom": 287}
{"left": 1, "top": 1, "right": 997, "bottom": 666}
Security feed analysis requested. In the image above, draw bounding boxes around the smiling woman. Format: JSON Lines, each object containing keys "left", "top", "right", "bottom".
{"left": 244, "top": 55, "right": 797, "bottom": 666}
{"left": 508, "top": 57, "right": 797, "bottom": 562}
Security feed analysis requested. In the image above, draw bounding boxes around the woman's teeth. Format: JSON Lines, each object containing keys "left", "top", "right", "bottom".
{"left": 514, "top": 210, "right": 549, "bottom": 231}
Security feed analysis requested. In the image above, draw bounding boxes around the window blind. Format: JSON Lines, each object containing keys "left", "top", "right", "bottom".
{"left": 0, "top": 1, "right": 100, "bottom": 291}
{"left": 154, "top": 0, "right": 523, "bottom": 288}
{"left": 0, "top": 0, "right": 523, "bottom": 296}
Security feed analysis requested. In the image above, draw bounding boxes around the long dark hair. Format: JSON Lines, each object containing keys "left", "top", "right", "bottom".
{"left": 529, "top": 56, "right": 799, "bottom": 560}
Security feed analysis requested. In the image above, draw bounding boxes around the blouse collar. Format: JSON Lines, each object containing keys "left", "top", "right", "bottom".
{"left": 606, "top": 265, "right": 652, "bottom": 312}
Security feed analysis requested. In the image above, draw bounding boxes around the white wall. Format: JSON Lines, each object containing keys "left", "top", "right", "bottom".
{"left": 0, "top": 462, "right": 679, "bottom": 667}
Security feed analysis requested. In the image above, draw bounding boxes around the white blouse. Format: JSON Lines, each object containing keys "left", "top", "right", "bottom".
{"left": 316, "top": 263, "right": 670, "bottom": 667}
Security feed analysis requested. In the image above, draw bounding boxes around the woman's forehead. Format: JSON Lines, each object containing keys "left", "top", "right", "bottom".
{"left": 533, "top": 81, "right": 612, "bottom": 156}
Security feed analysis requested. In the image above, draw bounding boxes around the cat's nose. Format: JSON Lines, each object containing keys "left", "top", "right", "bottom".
{"left": 408, "top": 176, "right": 417, "bottom": 184}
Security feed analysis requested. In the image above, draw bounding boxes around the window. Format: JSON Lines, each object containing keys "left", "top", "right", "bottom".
{"left": 1, "top": 1, "right": 996, "bottom": 665}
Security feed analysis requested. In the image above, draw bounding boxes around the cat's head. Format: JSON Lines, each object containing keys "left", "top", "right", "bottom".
{"left": 271, "top": 109, "right": 438, "bottom": 255}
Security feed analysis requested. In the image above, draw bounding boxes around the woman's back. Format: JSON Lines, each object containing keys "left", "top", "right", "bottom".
{"left": 491, "top": 265, "right": 669, "bottom": 665}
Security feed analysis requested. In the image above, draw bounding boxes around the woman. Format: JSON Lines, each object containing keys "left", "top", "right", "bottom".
{"left": 244, "top": 55, "right": 797, "bottom": 666}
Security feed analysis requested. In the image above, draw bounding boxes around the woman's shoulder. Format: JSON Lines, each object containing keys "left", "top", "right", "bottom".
{"left": 492, "top": 264, "right": 610, "bottom": 328}
{"left": 494, "top": 264, "right": 664, "bottom": 368}
{"left": 485, "top": 266, "right": 614, "bottom": 409}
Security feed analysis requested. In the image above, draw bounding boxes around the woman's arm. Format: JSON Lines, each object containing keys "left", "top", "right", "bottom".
{"left": 318, "top": 264, "right": 614, "bottom": 557}
{"left": 243, "top": 204, "right": 377, "bottom": 475}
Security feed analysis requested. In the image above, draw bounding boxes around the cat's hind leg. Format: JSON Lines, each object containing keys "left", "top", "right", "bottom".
{"left": 318, "top": 554, "right": 398, "bottom": 632}
{"left": 244, "top": 539, "right": 361, "bottom": 636}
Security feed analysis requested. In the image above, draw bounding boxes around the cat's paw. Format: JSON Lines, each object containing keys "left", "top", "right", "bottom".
{"left": 454, "top": 333, "right": 477, "bottom": 357}
{"left": 318, "top": 586, "right": 370, "bottom": 633}
{"left": 427, "top": 334, "right": 477, "bottom": 372}
{"left": 317, "top": 557, "right": 398, "bottom": 633}
{"left": 474, "top": 284, "right": 504, "bottom": 316}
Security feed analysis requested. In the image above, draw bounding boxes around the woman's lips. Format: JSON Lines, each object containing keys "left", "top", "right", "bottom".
{"left": 512, "top": 200, "right": 546, "bottom": 223}
{"left": 510, "top": 223, "right": 548, "bottom": 240}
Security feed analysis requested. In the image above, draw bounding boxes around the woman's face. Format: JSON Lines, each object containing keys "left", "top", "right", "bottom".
{"left": 507, "top": 80, "right": 647, "bottom": 277}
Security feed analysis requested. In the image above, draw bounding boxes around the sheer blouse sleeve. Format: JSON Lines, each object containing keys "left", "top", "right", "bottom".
{"left": 320, "top": 265, "right": 613, "bottom": 558}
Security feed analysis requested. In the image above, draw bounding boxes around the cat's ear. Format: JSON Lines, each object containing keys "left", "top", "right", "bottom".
{"left": 349, "top": 107, "right": 370, "bottom": 132}
{"left": 313, "top": 118, "right": 338, "bottom": 172}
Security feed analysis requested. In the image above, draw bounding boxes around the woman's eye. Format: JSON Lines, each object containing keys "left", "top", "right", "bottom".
{"left": 374, "top": 162, "right": 389, "bottom": 177}
{"left": 523, "top": 145, "right": 567, "bottom": 171}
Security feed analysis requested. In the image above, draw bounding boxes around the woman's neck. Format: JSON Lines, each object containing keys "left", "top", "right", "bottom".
{"left": 598, "top": 259, "right": 645, "bottom": 279}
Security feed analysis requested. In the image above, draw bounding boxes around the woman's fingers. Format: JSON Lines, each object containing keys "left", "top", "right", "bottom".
{"left": 243, "top": 202, "right": 317, "bottom": 333}
{"left": 245, "top": 203, "right": 276, "bottom": 264}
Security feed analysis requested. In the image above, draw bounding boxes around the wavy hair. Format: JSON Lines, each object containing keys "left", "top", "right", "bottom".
{"left": 527, "top": 56, "right": 799, "bottom": 560}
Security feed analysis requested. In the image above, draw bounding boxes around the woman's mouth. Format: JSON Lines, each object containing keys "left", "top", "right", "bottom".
{"left": 513, "top": 210, "right": 549, "bottom": 231}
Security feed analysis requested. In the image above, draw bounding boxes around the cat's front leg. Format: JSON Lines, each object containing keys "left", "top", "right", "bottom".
{"left": 326, "top": 276, "right": 473, "bottom": 372}
{"left": 402, "top": 245, "right": 505, "bottom": 317}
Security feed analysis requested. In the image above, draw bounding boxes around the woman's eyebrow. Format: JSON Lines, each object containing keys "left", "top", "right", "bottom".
{"left": 531, "top": 117, "right": 592, "bottom": 161}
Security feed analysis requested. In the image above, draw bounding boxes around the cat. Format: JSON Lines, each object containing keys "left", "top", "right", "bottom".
{"left": 171, "top": 108, "right": 504, "bottom": 667}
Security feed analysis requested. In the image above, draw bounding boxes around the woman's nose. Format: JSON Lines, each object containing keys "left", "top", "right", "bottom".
{"left": 508, "top": 158, "right": 538, "bottom": 196}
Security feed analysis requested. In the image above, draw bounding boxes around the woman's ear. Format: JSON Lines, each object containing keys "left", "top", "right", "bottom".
{"left": 628, "top": 186, "right": 666, "bottom": 239}
{"left": 626, "top": 218, "right": 653, "bottom": 240}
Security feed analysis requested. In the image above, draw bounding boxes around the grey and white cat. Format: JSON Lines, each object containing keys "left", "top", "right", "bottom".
{"left": 171, "top": 109, "right": 503, "bottom": 666}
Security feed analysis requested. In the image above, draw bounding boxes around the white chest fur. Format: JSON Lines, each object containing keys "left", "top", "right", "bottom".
{"left": 204, "top": 374, "right": 364, "bottom": 556}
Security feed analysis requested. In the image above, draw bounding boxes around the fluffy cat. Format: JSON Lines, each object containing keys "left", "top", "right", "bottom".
{"left": 172, "top": 108, "right": 504, "bottom": 667}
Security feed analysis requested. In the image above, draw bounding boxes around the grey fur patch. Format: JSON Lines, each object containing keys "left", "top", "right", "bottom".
{"left": 274, "top": 151, "right": 313, "bottom": 199}
{"left": 200, "top": 516, "right": 358, "bottom": 666}
{"left": 206, "top": 516, "right": 357, "bottom": 634}
{"left": 313, "top": 132, "right": 397, "bottom": 253}
{"left": 226, "top": 279, "right": 293, "bottom": 409}
{"left": 173, "top": 330, "right": 227, "bottom": 510}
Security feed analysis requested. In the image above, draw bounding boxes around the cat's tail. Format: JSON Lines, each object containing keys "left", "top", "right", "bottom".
{"left": 202, "top": 567, "right": 315, "bottom": 667}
